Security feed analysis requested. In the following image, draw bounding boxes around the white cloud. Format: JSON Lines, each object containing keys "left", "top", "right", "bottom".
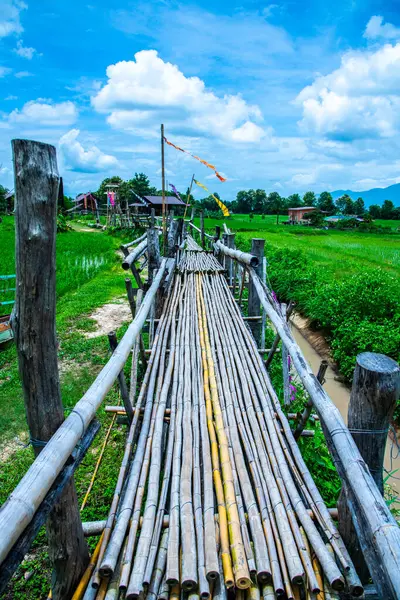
{"left": 0, "top": 0, "right": 27, "bottom": 38}
{"left": 14, "top": 70, "right": 33, "bottom": 78}
{"left": 13, "top": 39, "right": 38, "bottom": 59}
{"left": 5, "top": 94, "right": 17, "bottom": 100}
{"left": 0, "top": 66, "right": 12, "bottom": 77}
{"left": 364, "top": 16, "right": 400, "bottom": 41}
{"left": 92, "top": 50, "right": 265, "bottom": 143}
{"left": 296, "top": 42, "right": 400, "bottom": 140}
{"left": 58, "top": 129, "right": 118, "bottom": 173}
{"left": 8, "top": 100, "right": 78, "bottom": 125}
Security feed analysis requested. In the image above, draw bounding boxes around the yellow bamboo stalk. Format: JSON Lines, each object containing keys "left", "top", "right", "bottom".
{"left": 81, "top": 413, "right": 117, "bottom": 511}
{"left": 72, "top": 533, "right": 104, "bottom": 600}
{"left": 196, "top": 273, "right": 250, "bottom": 590}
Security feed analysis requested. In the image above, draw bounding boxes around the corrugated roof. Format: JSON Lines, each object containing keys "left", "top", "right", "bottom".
{"left": 143, "top": 195, "right": 186, "bottom": 206}
{"left": 288, "top": 206, "right": 316, "bottom": 211}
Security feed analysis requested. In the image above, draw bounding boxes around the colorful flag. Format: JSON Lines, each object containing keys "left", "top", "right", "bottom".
{"left": 107, "top": 191, "right": 115, "bottom": 206}
{"left": 193, "top": 179, "right": 230, "bottom": 217}
{"left": 169, "top": 183, "right": 184, "bottom": 203}
{"left": 163, "top": 136, "right": 227, "bottom": 182}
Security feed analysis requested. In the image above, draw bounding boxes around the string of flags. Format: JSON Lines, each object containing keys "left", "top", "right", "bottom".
{"left": 163, "top": 136, "right": 227, "bottom": 182}
{"left": 194, "top": 179, "right": 230, "bottom": 217}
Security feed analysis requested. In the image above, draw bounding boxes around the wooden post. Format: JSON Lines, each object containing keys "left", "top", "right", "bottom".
{"left": 247, "top": 238, "right": 265, "bottom": 345}
{"left": 190, "top": 207, "right": 195, "bottom": 222}
{"left": 200, "top": 210, "right": 205, "bottom": 248}
{"left": 161, "top": 124, "right": 167, "bottom": 253}
{"left": 147, "top": 227, "right": 161, "bottom": 286}
{"left": 11, "top": 139, "right": 88, "bottom": 599}
{"left": 226, "top": 233, "right": 235, "bottom": 286}
{"left": 167, "top": 218, "right": 179, "bottom": 257}
{"left": 265, "top": 300, "right": 294, "bottom": 368}
{"left": 294, "top": 360, "right": 328, "bottom": 440}
{"left": 214, "top": 226, "right": 221, "bottom": 242}
{"left": 338, "top": 352, "right": 400, "bottom": 584}
{"left": 108, "top": 332, "right": 133, "bottom": 422}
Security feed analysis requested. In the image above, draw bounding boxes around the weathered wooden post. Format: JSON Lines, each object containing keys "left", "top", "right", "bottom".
{"left": 214, "top": 226, "right": 221, "bottom": 242}
{"left": 147, "top": 227, "right": 161, "bottom": 285}
{"left": 11, "top": 139, "right": 88, "bottom": 599}
{"left": 226, "top": 233, "right": 235, "bottom": 286}
{"left": 200, "top": 210, "right": 205, "bottom": 248}
{"left": 190, "top": 207, "right": 195, "bottom": 222}
{"left": 107, "top": 332, "right": 133, "bottom": 422}
{"left": 338, "top": 352, "right": 400, "bottom": 584}
{"left": 150, "top": 208, "right": 155, "bottom": 227}
{"left": 167, "top": 218, "right": 179, "bottom": 257}
{"left": 247, "top": 238, "right": 265, "bottom": 345}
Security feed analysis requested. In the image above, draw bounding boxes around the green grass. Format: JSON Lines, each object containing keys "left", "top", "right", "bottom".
{"left": 201, "top": 214, "right": 400, "bottom": 279}
{"left": 0, "top": 217, "right": 143, "bottom": 598}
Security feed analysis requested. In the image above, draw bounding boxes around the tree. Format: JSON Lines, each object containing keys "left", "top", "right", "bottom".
{"left": 267, "top": 191, "right": 284, "bottom": 224}
{"left": 353, "top": 197, "right": 365, "bottom": 216}
{"left": 253, "top": 189, "right": 267, "bottom": 214}
{"left": 0, "top": 185, "right": 10, "bottom": 213}
{"left": 303, "top": 191, "right": 316, "bottom": 206}
{"left": 127, "top": 172, "right": 157, "bottom": 197}
{"left": 336, "top": 194, "right": 354, "bottom": 215}
{"left": 381, "top": 199, "right": 395, "bottom": 219}
{"left": 235, "top": 190, "right": 254, "bottom": 213}
{"left": 287, "top": 193, "right": 302, "bottom": 208}
{"left": 317, "top": 191, "right": 336, "bottom": 215}
{"left": 368, "top": 204, "right": 381, "bottom": 219}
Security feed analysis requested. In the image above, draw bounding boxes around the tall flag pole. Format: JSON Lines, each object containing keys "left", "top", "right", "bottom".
{"left": 161, "top": 124, "right": 167, "bottom": 252}
{"left": 183, "top": 174, "right": 195, "bottom": 221}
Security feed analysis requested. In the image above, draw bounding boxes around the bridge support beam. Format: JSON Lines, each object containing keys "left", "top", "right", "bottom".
{"left": 338, "top": 352, "right": 400, "bottom": 584}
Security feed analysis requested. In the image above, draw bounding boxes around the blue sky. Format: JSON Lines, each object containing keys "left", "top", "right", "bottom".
{"left": 1, "top": 0, "right": 400, "bottom": 201}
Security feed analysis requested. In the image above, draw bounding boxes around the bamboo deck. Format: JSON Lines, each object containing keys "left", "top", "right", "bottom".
{"left": 82, "top": 247, "right": 362, "bottom": 600}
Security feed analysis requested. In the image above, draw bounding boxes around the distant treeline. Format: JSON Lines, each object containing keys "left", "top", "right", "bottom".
{"left": 1, "top": 173, "right": 399, "bottom": 220}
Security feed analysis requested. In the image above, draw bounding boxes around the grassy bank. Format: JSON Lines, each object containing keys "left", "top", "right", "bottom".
{"left": 0, "top": 217, "right": 141, "bottom": 598}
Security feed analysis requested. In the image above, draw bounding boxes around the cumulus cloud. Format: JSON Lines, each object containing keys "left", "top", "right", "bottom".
{"left": 13, "top": 39, "right": 38, "bottom": 59}
{"left": 59, "top": 129, "right": 118, "bottom": 173}
{"left": 92, "top": 50, "right": 265, "bottom": 143}
{"left": 364, "top": 16, "right": 400, "bottom": 41}
{"left": 296, "top": 42, "right": 400, "bottom": 140}
{"left": 8, "top": 100, "right": 78, "bottom": 125}
{"left": 0, "top": 0, "right": 27, "bottom": 38}
{"left": 0, "top": 66, "right": 12, "bottom": 77}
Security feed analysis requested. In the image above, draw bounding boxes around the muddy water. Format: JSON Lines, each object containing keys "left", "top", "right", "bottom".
{"left": 291, "top": 321, "right": 400, "bottom": 496}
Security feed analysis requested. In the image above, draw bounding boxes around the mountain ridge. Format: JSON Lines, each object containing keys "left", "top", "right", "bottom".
{"left": 328, "top": 183, "right": 400, "bottom": 207}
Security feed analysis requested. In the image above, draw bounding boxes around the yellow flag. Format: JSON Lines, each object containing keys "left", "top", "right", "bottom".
{"left": 194, "top": 179, "right": 208, "bottom": 192}
{"left": 194, "top": 179, "right": 230, "bottom": 217}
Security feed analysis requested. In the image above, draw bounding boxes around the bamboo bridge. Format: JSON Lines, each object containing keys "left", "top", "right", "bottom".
{"left": 1, "top": 140, "right": 400, "bottom": 600}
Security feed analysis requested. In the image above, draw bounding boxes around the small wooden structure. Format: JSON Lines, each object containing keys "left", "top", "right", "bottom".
{"left": 288, "top": 206, "right": 317, "bottom": 223}
{"left": 131, "top": 194, "right": 186, "bottom": 216}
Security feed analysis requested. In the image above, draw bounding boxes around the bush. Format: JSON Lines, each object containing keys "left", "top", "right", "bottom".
{"left": 266, "top": 248, "right": 400, "bottom": 381}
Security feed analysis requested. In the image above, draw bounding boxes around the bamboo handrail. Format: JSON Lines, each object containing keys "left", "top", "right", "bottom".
{"left": 248, "top": 266, "right": 400, "bottom": 597}
{"left": 214, "top": 240, "right": 259, "bottom": 267}
{"left": 0, "top": 260, "right": 168, "bottom": 566}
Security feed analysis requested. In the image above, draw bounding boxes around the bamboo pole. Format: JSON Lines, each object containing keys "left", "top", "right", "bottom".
{"left": 0, "top": 260, "right": 168, "bottom": 567}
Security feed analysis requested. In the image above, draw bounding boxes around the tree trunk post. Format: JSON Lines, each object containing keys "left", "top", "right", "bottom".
{"left": 167, "top": 218, "right": 179, "bottom": 257}
{"left": 338, "top": 352, "right": 400, "bottom": 584}
{"left": 247, "top": 238, "right": 265, "bottom": 346}
{"left": 11, "top": 139, "right": 88, "bottom": 600}
{"left": 150, "top": 208, "right": 155, "bottom": 227}
{"left": 214, "top": 226, "right": 221, "bottom": 242}
{"left": 200, "top": 210, "right": 205, "bottom": 248}
{"left": 147, "top": 227, "right": 161, "bottom": 285}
